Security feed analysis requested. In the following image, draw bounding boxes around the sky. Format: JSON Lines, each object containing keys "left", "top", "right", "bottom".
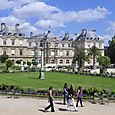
{"left": 0, "top": 0, "right": 115, "bottom": 45}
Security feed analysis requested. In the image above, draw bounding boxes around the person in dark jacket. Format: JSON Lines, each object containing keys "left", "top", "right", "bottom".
{"left": 67, "top": 85, "right": 78, "bottom": 112}
{"left": 44, "top": 86, "right": 55, "bottom": 112}
{"left": 63, "top": 83, "right": 68, "bottom": 105}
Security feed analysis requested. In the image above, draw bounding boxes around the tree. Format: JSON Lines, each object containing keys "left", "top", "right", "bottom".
{"left": 16, "top": 60, "right": 21, "bottom": 66}
{"left": 27, "top": 61, "right": 31, "bottom": 70}
{"left": 97, "top": 56, "right": 110, "bottom": 74}
{"left": 88, "top": 45, "right": 101, "bottom": 69}
{"left": 23, "top": 61, "right": 26, "bottom": 65}
{"left": 6, "top": 59, "right": 14, "bottom": 71}
{"left": 0, "top": 54, "right": 9, "bottom": 63}
{"left": 32, "top": 60, "right": 38, "bottom": 71}
{"left": 73, "top": 51, "right": 88, "bottom": 72}
{"left": 108, "top": 36, "right": 115, "bottom": 64}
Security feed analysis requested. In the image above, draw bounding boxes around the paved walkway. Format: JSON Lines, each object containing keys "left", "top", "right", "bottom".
{"left": 0, "top": 96, "right": 115, "bottom": 115}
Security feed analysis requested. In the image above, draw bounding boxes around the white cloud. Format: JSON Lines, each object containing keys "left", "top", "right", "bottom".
{"left": 0, "top": 0, "right": 39, "bottom": 10}
{"left": 107, "top": 21, "right": 115, "bottom": 34}
{"left": 0, "top": 1, "right": 110, "bottom": 34}
{"left": 13, "top": 2, "right": 110, "bottom": 28}
{"left": 0, "top": 16, "right": 40, "bottom": 36}
{"left": 0, "top": 15, "right": 25, "bottom": 25}
{"left": 50, "top": 6, "right": 110, "bottom": 23}
{"left": 102, "top": 35, "right": 112, "bottom": 46}
{"left": 19, "top": 22, "right": 40, "bottom": 36}
{"left": 13, "top": 2, "right": 60, "bottom": 19}
{"left": 0, "top": 0, "right": 17, "bottom": 10}
{"left": 36, "top": 19, "right": 65, "bottom": 28}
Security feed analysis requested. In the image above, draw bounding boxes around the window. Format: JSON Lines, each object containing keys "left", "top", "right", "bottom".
{"left": 68, "top": 44, "right": 71, "bottom": 47}
{"left": 11, "top": 49, "right": 15, "bottom": 55}
{"left": 31, "top": 50, "right": 34, "bottom": 55}
{"left": 3, "top": 50, "right": 6, "bottom": 55}
{"left": 60, "top": 59, "right": 63, "bottom": 64}
{"left": 66, "top": 51, "right": 69, "bottom": 56}
{"left": 20, "top": 40, "right": 22, "bottom": 45}
{"left": 51, "top": 50, "right": 54, "bottom": 56}
{"left": 66, "top": 60, "right": 69, "bottom": 64}
{"left": 36, "top": 42, "right": 38, "bottom": 47}
{"left": 29, "top": 42, "right": 31, "bottom": 46}
{"left": 19, "top": 49, "right": 23, "bottom": 55}
{"left": 11, "top": 39, "right": 15, "bottom": 45}
{"left": 62, "top": 44, "right": 64, "bottom": 47}
{"left": 51, "top": 59, "right": 55, "bottom": 64}
{"left": 99, "top": 43, "right": 101, "bottom": 48}
{"left": 60, "top": 51, "right": 63, "bottom": 56}
{"left": 3, "top": 40, "right": 6, "bottom": 45}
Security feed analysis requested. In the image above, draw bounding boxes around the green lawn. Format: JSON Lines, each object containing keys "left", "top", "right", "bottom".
{"left": 0, "top": 72, "right": 115, "bottom": 91}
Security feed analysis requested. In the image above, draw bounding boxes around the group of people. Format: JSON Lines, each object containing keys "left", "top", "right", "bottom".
{"left": 63, "top": 83, "right": 84, "bottom": 111}
{"left": 44, "top": 83, "right": 84, "bottom": 112}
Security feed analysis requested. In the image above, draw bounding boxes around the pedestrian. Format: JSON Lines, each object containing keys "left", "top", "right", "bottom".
{"left": 63, "top": 83, "right": 68, "bottom": 105}
{"left": 70, "top": 84, "right": 74, "bottom": 106}
{"left": 76, "top": 86, "right": 84, "bottom": 107}
{"left": 67, "top": 85, "right": 78, "bottom": 112}
{"left": 44, "top": 86, "right": 55, "bottom": 112}
{"left": 70, "top": 84, "right": 74, "bottom": 98}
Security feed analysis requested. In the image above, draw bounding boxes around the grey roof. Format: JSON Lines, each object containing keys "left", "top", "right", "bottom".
{"left": 75, "top": 29, "right": 103, "bottom": 41}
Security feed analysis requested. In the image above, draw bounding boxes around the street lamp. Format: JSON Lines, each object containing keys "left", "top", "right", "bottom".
{"left": 39, "top": 28, "right": 51, "bottom": 79}
{"left": 53, "top": 38, "right": 59, "bottom": 68}
{"left": 39, "top": 48, "right": 45, "bottom": 79}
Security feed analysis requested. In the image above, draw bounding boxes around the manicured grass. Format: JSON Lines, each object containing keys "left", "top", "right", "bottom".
{"left": 0, "top": 72, "right": 115, "bottom": 91}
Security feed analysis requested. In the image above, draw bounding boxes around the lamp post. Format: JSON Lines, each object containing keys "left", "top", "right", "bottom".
{"left": 39, "top": 48, "right": 45, "bottom": 79}
{"left": 39, "top": 28, "right": 51, "bottom": 79}
{"left": 54, "top": 38, "right": 59, "bottom": 68}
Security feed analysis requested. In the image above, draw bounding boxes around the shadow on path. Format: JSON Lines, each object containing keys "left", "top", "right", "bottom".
{"left": 38, "top": 108, "right": 47, "bottom": 113}
{"left": 55, "top": 102, "right": 63, "bottom": 105}
{"left": 58, "top": 108, "right": 67, "bottom": 111}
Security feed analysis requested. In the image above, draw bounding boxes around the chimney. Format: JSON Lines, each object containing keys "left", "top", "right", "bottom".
{"left": 1, "top": 23, "right": 6, "bottom": 32}
{"left": 15, "top": 23, "right": 20, "bottom": 31}
{"left": 92, "top": 29, "right": 96, "bottom": 32}
{"left": 82, "top": 29, "right": 87, "bottom": 35}
{"left": 30, "top": 32, "right": 33, "bottom": 37}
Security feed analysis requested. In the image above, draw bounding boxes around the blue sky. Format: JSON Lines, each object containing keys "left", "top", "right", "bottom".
{"left": 0, "top": 0, "right": 115, "bottom": 45}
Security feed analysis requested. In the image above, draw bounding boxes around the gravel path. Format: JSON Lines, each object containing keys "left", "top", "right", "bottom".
{"left": 0, "top": 96, "right": 115, "bottom": 115}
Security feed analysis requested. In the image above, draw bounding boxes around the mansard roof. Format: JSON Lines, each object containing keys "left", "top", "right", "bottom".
{"left": 75, "top": 29, "right": 103, "bottom": 41}
{"left": 61, "top": 33, "right": 74, "bottom": 41}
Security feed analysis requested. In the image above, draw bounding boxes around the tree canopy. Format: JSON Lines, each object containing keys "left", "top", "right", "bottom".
{"left": 73, "top": 50, "right": 88, "bottom": 71}
{"left": 0, "top": 54, "right": 9, "bottom": 63}
{"left": 108, "top": 36, "right": 115, "bottom": 64}
{"left": 88, "top": 45, "right": 101, "bottom": 68}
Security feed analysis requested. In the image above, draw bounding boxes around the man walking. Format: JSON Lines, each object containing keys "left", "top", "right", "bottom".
{"left": 44, "top": 86, "right": 55, "bottom": 112}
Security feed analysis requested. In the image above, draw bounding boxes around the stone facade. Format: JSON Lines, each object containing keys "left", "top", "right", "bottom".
{"left": 74, "top": 29, "right": 104, "bottom": 67}
{"left": 0, "top": 24, "right": 104, "bottom": 68}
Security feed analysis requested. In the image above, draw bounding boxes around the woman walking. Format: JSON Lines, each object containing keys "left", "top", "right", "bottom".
{"left": 67, "top": 85, "right": 78, "bottom": 112}
{"left": 44, "top": 86, "right": 55, "bottom": 112}
{"left": 63, "top": 83, "right": 68, "bottom": 105}
{"left": 76, "top": 86, "right": 84, "bottom": 107}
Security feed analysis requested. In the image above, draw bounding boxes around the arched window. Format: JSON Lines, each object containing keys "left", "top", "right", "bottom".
{"left": 66, "top": 59, "right": 69, "bottom": 64}
{"left": 51, "top": 59, "right": 55, "bottom": 64}
{"left": 60, "top": 59, "right": 63, "bottom": 64}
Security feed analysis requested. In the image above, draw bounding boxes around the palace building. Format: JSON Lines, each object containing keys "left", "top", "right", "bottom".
{"left": 0, "top": 23, "right": 104, "bottom": 68}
